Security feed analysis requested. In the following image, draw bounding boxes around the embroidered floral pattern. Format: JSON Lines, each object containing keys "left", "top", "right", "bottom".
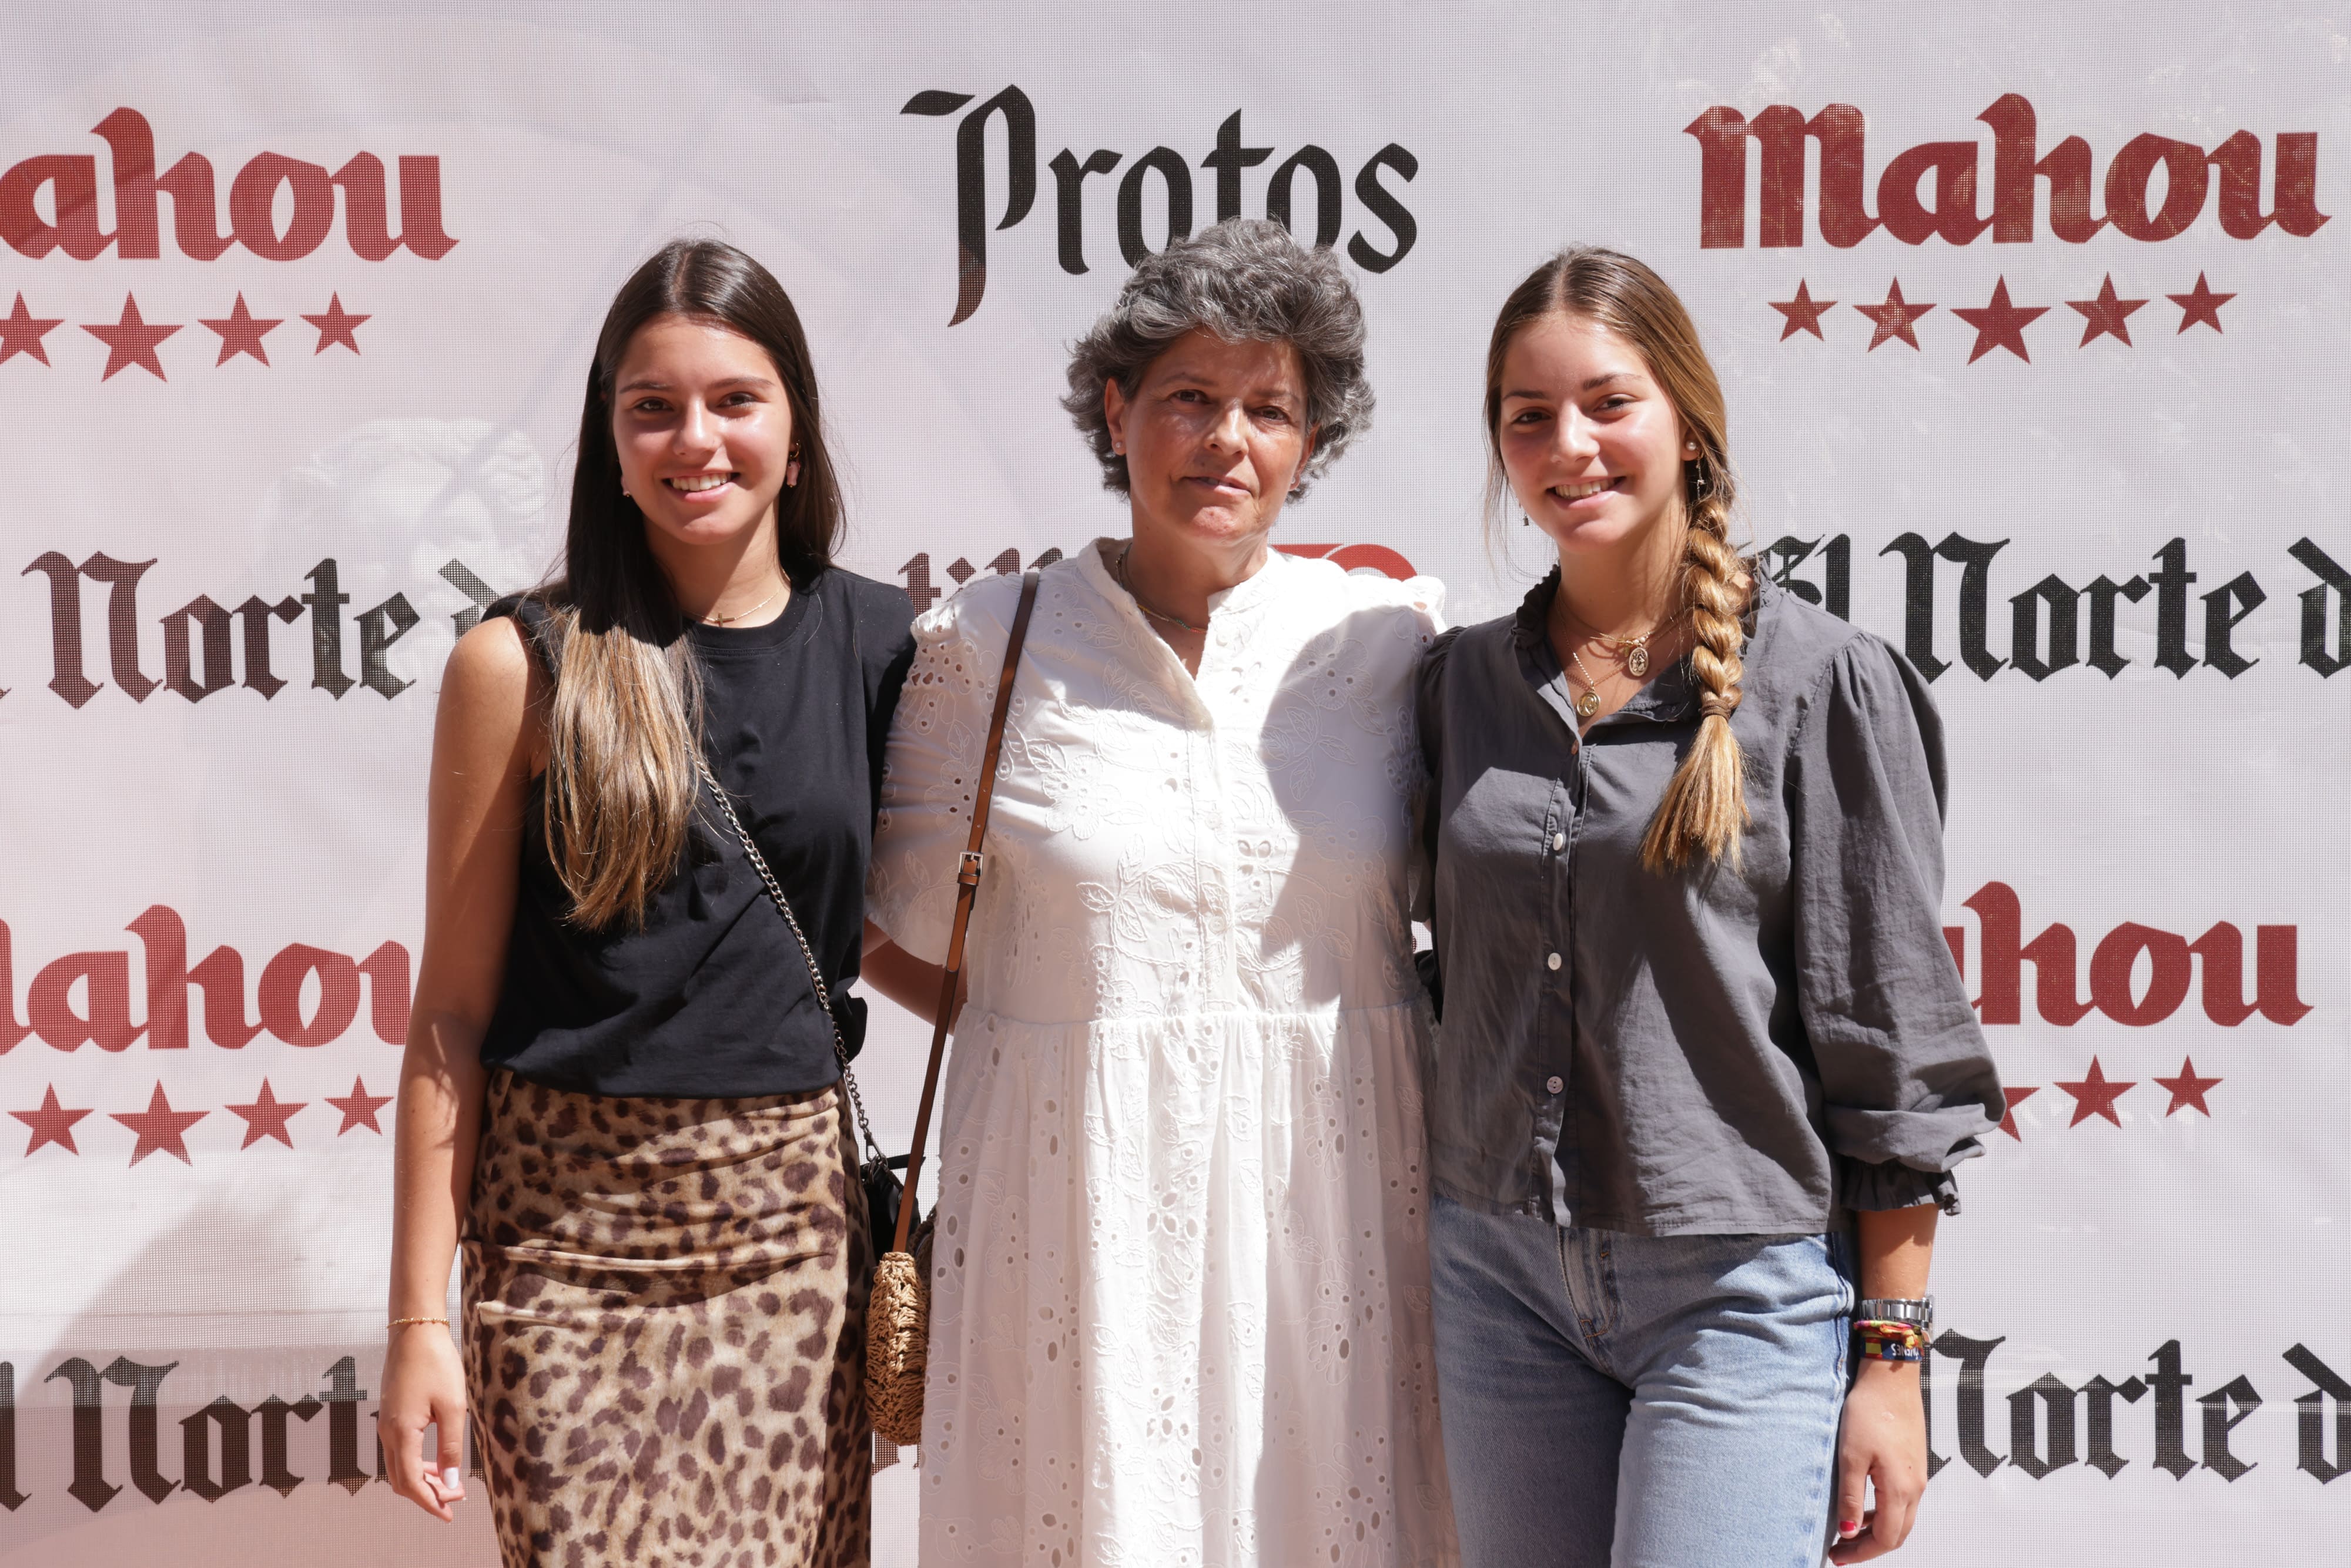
{"left": 869, "top": 542, "right": 1455, "bottom": 1566}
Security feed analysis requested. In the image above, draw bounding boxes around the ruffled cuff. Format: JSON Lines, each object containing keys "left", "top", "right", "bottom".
{"left": 1838, "top": 1156, "right": 1964, "bottom": 1217}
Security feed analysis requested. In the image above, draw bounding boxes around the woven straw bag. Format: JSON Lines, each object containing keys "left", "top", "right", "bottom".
{"left": 868, "top": 568, "right": 1040, "bottom": 1446}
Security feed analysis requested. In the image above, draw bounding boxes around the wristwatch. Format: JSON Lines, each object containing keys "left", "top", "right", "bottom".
{"left": 1855, "top": 1296, "right": 1934, "bottom": 1332}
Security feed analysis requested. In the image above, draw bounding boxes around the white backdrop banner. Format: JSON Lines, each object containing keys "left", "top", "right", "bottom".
{"left": 2, "top": 3, "right": 2346, "bottom": 1563}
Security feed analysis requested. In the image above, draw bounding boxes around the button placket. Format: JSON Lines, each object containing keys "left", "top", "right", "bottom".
{"left": 1549, "top": 771, "right": 1578, "bottom": 1214}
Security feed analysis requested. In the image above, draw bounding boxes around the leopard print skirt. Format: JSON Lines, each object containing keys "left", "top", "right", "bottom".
{"left": 462, "top": 1071, "right": 871, "bottom": 1568}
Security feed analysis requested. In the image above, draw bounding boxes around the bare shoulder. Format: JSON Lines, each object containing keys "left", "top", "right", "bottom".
{"left": 437, "top": 615, "right": 546, "bottom": 775}
{"left": 443, "top": 614, "right": 535, "bottom": 708}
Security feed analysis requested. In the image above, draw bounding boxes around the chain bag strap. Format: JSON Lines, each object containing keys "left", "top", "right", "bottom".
{"left": 867, "top": 566, "right": 1041, "bottom": 1447}
{"left": 691, "top": 750, "right": 889, "bottom": 1178}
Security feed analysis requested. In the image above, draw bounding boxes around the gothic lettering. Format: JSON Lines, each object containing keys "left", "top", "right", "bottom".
{"left": 1695, "top": 93, "right": 2326, "bottom": 249}
{"left": 1117, "top": 146, "right": 1193, "bottom": 266}
{"left": 2284, "top": 1343, "right": 2351, "bottom": 1484}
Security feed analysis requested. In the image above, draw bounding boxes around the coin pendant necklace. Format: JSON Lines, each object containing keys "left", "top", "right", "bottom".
{"left": 1567, "top": 645, "right": 1606, "bottom": 719}
{"left": 1593, "top": 616, "right": 1676, "bottom": 678}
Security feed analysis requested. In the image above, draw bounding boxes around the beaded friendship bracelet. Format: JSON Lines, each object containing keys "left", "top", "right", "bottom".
{"left": 388, "top": 1316, "right": 451, "bottom": 1331}
{"left": 1853, "top": 1318, "right": 1928, "bottom": 1363}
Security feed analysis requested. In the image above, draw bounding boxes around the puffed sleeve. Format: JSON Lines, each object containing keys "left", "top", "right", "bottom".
{"left": 1787, "top": 634, "right": 2005, "bottom": 1213}
{"left": 865, "top": 575, "right": 1022, "bottom": 966}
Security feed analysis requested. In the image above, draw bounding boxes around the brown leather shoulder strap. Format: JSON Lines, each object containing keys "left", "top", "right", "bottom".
{"left": 894, "top": 568, "right": 1040, "bottom": 1251}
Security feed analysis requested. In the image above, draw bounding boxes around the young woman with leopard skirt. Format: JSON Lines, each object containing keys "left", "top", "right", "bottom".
{"left": 379, "top": 239, "right": 919, "bottom": 1567}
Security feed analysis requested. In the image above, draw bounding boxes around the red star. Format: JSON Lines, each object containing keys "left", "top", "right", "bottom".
{"left": 1769, "top": 280, "right": 1837, "bottom": 341}
{"left": 2067, "top": 274, "right": 2149, "bottom": 348}
{"left": 1853, "top": 280, "right": 1935, "bottom": 351}
{"left": 223, "top": 1079, "right": 307, "bottom": 1148}
{"left": 325, "top": 1077, "right": 394, "bottom": 1135}
{"left": 199, "top": 293, "right": 283, "bottom": 366}
{"left": 1995, "top": 1085, "right": 2040, "bottom": 1141}
{"left": 83, "top": 294, "right": 182, "bottom": 381}
{"left": 2169, "top": 273, "right": 2235, "bottom": 334}
{"left": 302, "top": 294, "right": 369, "bottom": 355}
{"left": 2054, "top": 1057, "right": 2135, "bottom": 1127}
{"left": 2152, "top": 1057, "right": 2223, "bottom": 1117}
{"left": 112, "top": 1083, "right": 208, "bottom": 1166}
{"left": 1951, "top": 277, "right": 2050, "bottom": 364}
{"left": 12, "top": 1085, "right": 93, "bottom": 1155}
{"left": 1, "top": 293, "right": 64, "bottom": 367}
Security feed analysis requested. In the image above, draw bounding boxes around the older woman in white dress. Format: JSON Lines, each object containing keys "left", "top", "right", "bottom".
{"left": 865, "top": 219, "right": 1458, "bottom": 1567}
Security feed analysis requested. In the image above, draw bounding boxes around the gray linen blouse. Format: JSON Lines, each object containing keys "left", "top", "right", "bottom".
{"left": 1414, "top": 571, "right": 2004, "bottom": 1236}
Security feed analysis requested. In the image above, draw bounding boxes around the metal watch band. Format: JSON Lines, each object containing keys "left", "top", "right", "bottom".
{"left": 1855, "top": 1296, "right": 1934, "bottom": 1329}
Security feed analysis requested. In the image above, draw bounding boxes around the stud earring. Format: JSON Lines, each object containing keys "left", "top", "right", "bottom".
{"left": 785, "top": 444, "right": 801, "bottom": 488}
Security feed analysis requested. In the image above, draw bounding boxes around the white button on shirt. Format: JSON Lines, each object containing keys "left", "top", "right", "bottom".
{"left": 1547, "top": 952, "right": 1562, "bottom": 970}
{"left": 1551, "top": 831, "right": 1566, "bottom": 851}
{"left": 1546, "top": 1076, "right": 1565, "bottom": 1094}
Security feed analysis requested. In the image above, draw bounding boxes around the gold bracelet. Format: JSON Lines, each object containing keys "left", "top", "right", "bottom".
{"left": 387, "top": 1316, "right": 450, "bottom": 1330}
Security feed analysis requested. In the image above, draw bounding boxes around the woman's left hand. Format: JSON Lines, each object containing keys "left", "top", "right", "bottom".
{"left": 1829, "top": 1358, "right": 1928, "bottom": 1562}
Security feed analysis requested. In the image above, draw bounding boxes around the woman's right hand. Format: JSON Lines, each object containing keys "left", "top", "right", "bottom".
{"left": 378, "top": 1325, "right": 470, "bottom": 1521}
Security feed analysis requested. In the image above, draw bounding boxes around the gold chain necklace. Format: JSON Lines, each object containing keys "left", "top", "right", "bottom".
{"left": 1117, "top": 542, "right": 1204, "bottom": 633}
{"left": 1566, "top": 607, "right": 1682, "bottom": 679}
{"left": 698, "top": 579, "right": 785, "bottom": 626}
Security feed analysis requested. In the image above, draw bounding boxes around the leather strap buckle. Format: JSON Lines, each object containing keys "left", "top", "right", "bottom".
{"left": 957, "top": 850, "right": 986, "bottom": 886}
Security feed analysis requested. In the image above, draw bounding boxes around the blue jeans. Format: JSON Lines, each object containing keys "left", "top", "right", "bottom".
{"left": 1429, "top": 1192, "right": 1856, "bottom": 1568}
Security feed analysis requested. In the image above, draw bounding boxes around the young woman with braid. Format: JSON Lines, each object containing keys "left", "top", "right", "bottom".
{"left": 1415, "top": 248, "right": 2004, "bottom": 1566}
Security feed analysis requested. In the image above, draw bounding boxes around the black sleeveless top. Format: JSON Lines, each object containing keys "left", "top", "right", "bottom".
{"left": 478, "top": 568, "right": 917, "bottom": 1097}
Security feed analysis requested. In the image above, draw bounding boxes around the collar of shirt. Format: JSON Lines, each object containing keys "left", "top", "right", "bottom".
{"left": 1508, "top": 566, "right": 1788, "bottom": 733}
{"left": 1508, "top": 565, "right": 1727, "bottom": 732}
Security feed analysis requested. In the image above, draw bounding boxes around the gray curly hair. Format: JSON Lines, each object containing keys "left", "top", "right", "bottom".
{"left": 1061, "top": 218, "right": 1373, "bottom": 501}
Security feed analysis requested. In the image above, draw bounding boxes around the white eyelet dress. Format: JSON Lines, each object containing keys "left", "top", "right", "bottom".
{"left": 867, "top": 541, "right": 1459, "bottom": 1567}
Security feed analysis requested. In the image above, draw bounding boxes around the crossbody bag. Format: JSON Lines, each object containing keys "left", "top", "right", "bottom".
{"left": 697, "top": 568, "right": 1041, "bottom": 1449}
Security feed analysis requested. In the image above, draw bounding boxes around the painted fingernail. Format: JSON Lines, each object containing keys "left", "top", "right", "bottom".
{"left": 1839, "top": 1520, "right": 1861, "bottom": 1537}
{"left": 441, "top": 1466, "right": 464, "bottom": 1495}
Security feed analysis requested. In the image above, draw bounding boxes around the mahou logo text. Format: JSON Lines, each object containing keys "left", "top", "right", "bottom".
{"left": 1685, "top": 93, "right": 2327, "bottom": 249}
{"left": 0, "top": 109, "right": 456, "bottom": 263}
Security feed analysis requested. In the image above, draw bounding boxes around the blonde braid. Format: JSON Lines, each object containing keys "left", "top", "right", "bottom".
{"left": 1640, "top": 473, "right": 1751, "bottom": 872}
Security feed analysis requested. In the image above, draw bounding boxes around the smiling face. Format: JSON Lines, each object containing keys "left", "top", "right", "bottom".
{"left": 1496, "top": 311, "right": 1692, "bottom": 562}
{"left": 1104, "top": 329, "right": 1317, "bottom": 554}
{"left": 609, "top": 314, "right": 795, "bottom": 557}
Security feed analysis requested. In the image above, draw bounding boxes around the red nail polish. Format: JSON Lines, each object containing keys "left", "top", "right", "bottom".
{"left": 1840, "top": 1520, "right": 1860, "bottom": 1535}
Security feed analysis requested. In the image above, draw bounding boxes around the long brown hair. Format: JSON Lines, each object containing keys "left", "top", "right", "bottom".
{"left": 536, "top": 239, "right": 845, "bottom": 928}
{"left": 1483, "top": 247, "right": 1750, "bottom": 871}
